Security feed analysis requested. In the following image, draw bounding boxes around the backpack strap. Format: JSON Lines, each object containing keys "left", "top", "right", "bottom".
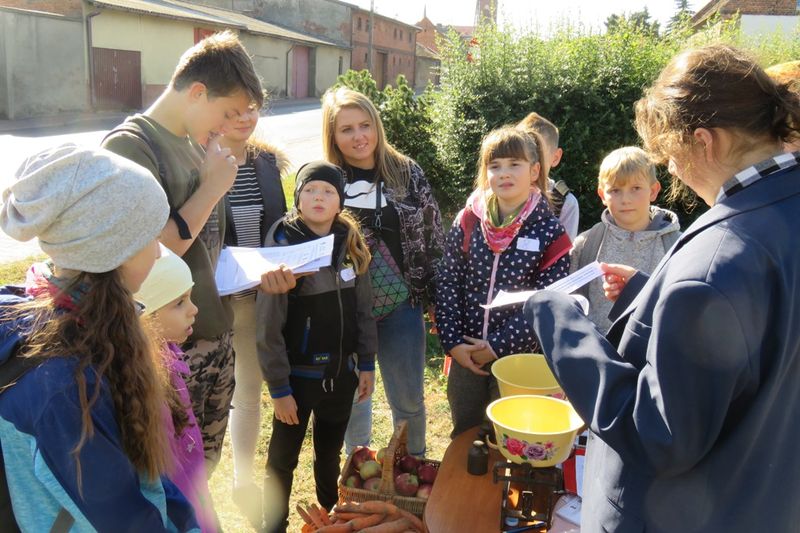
{"left": 578, "top": 222, "right": 607, "bottom": 268}
{"left": 458, "top": 208, "right": 479, "bottom": 255}
{"left": 549, "top": 180, "right": 570, "bottom": 218}
{"left": 103, "top": 125, "right": 193, "bottom": 240}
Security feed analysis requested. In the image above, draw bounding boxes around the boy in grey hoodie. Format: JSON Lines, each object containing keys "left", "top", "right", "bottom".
{"left": 571, "top": 146, "right": 680, "bottom": 331}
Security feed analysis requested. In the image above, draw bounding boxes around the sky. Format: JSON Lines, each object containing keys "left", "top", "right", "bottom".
{"left": 347, "top": 0, "right": 703, "bottom": 32}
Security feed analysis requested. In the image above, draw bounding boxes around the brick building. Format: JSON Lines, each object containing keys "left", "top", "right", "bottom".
{"left": 350, "top": 7, "right": 418, "bottom": 89}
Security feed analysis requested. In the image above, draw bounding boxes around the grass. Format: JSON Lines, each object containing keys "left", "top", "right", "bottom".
{"left": 0, "top": 254, "right": 454, "bottom": 532}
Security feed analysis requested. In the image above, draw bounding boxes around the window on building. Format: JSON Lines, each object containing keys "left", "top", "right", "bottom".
{"left": 338, "top": 56, "right": 343, "bottom": 74}
{"left": 393, "top": 57, "right": 396, "bottom": 65}
{"left": 394, "top": 28, "right": 397, "bottom": 38}
{"left": 366, "top": 21, "right": 370, "bottom": 31}
{"left": 364, "top": 52, "right": 368, "bottom": 62}
{"left": 358, "top": 17, "right": 362, "bottom": 30}
{"left": 408, "top": 33, "right": 412, "bottom": 43}
{"left": 400, "top": 30, "right": 403, "bottom": 40}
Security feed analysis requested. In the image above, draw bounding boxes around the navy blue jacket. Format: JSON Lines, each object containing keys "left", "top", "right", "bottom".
{"left": 525, "top": 164, "right": 800, "bottom": 532}
{"left": 436, "top": 196, "right": 570, "bottom": 357}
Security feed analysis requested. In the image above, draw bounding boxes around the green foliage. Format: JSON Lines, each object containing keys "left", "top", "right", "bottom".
{"left": 606, "top": 8, "right": 660, "bottom": 37}
{"left": 426, "top": 20, "right": 800, "bottom": 227}
{"left": 335, "top": 20, "right": 800, "bottom": 229}
{"left": 334, "top": 69, "right": 385, "bottom": 106}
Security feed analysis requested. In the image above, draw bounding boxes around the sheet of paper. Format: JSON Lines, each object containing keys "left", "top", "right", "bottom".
{"left": 215, "top": 234, "right": 334, "bottom": 296}
{"left": 481, "top": 261, "right": 603, "bottom": 310}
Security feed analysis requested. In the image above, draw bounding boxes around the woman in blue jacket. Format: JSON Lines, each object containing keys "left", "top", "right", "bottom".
{"left": 0, "top": 145, "right": 198, "bottom": 532}
{"left": 526, "top": 44, "right": 800, "bottom": 532}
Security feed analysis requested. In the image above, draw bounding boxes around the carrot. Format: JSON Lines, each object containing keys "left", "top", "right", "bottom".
{"left": 332, "top": 512, "right": 363, "bottom": 521}
{"left": 300, "top": 524, "right": 316, "bottom": 533}
{"left": 347, "top": 512, "right": 386, "bottom": 529}
{"left": 336, "top": 500, "right": 394, "bottom": 515}
{"left": 359, "top": 517, "right": 413, "bottom": 532}
{"left": 393, "top": 508, "right": 424, "bottom": 532}
{"left": 314, "top": 524, "right": 353, "bottom": 533}
{"left": 311, "top": 503, "right": 333, "bottom": 526}
{"left": 296, "top": 503, "right": 317, "bottom": 526}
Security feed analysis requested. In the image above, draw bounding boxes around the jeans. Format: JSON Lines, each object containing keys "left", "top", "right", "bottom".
{"left": 344, "top": 300, "right": 427, "bottom": 456}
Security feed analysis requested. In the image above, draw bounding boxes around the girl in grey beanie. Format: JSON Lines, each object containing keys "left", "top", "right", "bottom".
{"left": 0, "top": 144, "right": 200, "bottom": 531}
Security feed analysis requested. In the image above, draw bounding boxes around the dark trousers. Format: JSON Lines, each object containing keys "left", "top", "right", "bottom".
{"left": 264, "top": 371, "right": 358, "bottom": 533}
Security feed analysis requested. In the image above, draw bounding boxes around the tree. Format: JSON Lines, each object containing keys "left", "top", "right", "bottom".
{"left": 667, "top": 0, "right": 695, "bottom": 34}
{"left": 605, "top": 7, "right": 660, "bottom": 36}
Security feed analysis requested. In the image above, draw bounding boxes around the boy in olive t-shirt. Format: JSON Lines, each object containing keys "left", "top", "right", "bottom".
{"left": 103, "top": 31, "right": 263, "bottom": 473}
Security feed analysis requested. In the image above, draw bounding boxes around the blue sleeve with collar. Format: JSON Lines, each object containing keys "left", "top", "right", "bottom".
{"left": 0, "top": 359, "right": 184, "bottom": 532}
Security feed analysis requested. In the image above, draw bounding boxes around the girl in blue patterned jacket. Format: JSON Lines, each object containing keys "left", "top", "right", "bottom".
{"left": 435, "top": 127, "right": 572, "bottom": 438}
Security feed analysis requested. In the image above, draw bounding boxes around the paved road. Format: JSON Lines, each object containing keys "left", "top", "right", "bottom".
{"left": 0, "top": 102, "right": 322, "bottom": 264}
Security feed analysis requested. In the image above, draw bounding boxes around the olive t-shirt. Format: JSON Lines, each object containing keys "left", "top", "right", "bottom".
{"left": 102, "top": 114, "right": 232, "bottom": 340}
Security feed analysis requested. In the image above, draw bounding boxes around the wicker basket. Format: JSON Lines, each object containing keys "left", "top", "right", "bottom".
{"left": 338, "top": 420, "right": 440, "bottom": 517}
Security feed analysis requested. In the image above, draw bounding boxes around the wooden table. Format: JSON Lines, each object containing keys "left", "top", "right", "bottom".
{"left": 424, "top": 427, "right": 580, "bottom": 533}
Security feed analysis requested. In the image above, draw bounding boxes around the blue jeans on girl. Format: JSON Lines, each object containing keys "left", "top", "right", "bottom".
{"left": 344, "top": 300, "right": 427, "bottom": 456}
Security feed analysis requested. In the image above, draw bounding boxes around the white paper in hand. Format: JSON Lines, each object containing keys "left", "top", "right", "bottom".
{"left": 215, "top": 234, "right": 334, "bottom": 296}
{"left": 481, "top": 261, "right": 602, "bottom": 310}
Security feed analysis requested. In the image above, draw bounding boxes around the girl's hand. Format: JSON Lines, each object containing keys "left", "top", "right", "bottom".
{"left": 600, "top": 263, "right": 638, "bottom": 302}
{"left": 260, "top": 265, "right": 297, "bottom": 294}
{"left": 356, "top": 371, "right": 375, "bottom": 403}
{"left": 462, "top": 335, "right": 498, "bottom": 367}
{"left": 273, "top": 395, "right": 299, "bottom": 425}
{"left": 450, "top": 343, "right": 490, "bottom": 376}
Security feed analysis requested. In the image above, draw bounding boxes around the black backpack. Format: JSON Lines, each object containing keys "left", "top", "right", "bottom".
{"left": 0, "top": 285, "right": 74, "bottom": 533}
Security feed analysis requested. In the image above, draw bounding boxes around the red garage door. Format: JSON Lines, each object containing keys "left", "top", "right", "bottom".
{"left": 93, "top": 47, "right": 142, "bottom": 110}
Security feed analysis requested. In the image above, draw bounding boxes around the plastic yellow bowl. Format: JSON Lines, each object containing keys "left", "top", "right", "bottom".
{"left": 486, "top": 395, "right": 584, "bottom": 467}
{"left": 492, "top": 353, "right": 563, "bottom": 398}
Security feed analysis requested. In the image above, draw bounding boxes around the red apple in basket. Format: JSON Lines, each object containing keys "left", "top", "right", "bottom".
{"left": 359, "top": 460, "right": 382, "bottom": 480}
{"left": 363, "top": 477, "right": 382, "bottom": 491}
{"left": 417, "top": 463, "right": 437, "bottom": 484}
{"left": 395, "top": 473, "right": 419, "bottom": 497}
{"left": 416, "top": 483, "right": 433, "bottom": 499}
{"left": 352, "top": 447, "right": 374, "bottom": 469}
{"left": 398, "top": 454, "right": 420, "bottom": 474}
{"left": 343, "top": 474, "right": 362, "bottom": 488}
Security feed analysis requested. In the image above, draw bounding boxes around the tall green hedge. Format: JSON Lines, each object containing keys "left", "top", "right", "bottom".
{"left": 337, "top": 17, "right": 800, "bottom": 228}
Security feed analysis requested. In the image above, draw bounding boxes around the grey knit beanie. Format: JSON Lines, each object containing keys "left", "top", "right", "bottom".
{"left": 1, "top": 143, "right": 169, "bottom": 273}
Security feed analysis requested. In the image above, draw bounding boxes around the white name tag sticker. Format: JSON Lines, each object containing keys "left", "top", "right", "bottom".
{"left": 341, "top": 267, "right": 356, "bottom": 282}
{"left": 517, "top": 237, "right": 540, "bottom": 252}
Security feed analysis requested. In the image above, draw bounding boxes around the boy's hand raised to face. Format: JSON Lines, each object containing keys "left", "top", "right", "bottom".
{"left": 199, "top": 135, "right": 238, "bottom": 199}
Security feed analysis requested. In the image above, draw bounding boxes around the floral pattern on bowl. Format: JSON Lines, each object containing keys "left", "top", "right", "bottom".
{"left": 501, "top": 434, "right": 557, "bottom": 462}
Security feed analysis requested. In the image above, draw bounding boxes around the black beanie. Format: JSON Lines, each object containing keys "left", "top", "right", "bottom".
{"left": 294, "top": 160, "right": 346, "bottom": 210}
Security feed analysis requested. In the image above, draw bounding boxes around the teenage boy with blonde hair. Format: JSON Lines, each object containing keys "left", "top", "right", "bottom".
{"left": 517, "top": 112, "right": 580, "bottom": 240}
{"left": 570, "top": 146, "right": 680, "bottom": 331}
{"left": 103, "top": 31, "right": 275, "bottom": 472}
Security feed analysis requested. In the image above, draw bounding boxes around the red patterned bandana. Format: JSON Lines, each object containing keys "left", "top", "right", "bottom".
{"left": 465, "top": 189, "right": 541, "bottom": 254}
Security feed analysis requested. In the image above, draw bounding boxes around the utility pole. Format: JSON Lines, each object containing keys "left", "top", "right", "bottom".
{"left": 368, "top": 0, "right": 374, "bottom": 72}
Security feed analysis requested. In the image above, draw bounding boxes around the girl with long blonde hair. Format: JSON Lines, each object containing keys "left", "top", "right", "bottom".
{"left": 0, "top": 145, "right": 198, "bottom": 531}
{"left": 321, "top": 86, "right": 444, "bottom": 457}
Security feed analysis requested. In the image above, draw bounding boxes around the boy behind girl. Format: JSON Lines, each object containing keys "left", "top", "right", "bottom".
{"left": 571, "top": 146, "right": 680, "bottom": 331}
{"left": 516, "top": 112, "right": 580, "bottom": 240}
{"left": 103, "top": 31, "right": 264, "bottom": 471}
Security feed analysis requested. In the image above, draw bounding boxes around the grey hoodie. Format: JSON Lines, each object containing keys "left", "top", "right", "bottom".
{"left": 570, "top": 206, "right": 681, "bottom": 331}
